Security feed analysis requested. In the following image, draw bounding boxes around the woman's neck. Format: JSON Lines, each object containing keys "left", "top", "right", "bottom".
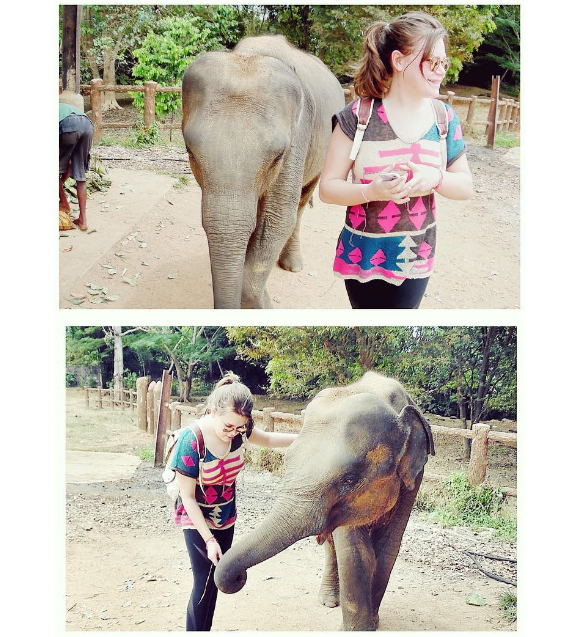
{"left": 383, "top": 83, "right": 429, "bottom": 113}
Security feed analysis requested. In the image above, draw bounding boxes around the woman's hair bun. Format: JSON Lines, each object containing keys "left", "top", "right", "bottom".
{"left": 215, "top": 371, "right": 240, "bottom": 388}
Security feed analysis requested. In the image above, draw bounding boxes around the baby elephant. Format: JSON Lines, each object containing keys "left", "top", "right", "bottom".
{"left": 215, "top": 371, "right": 435, "bottom": 630}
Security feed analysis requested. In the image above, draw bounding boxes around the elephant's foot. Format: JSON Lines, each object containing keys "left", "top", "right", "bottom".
{"left": 241, "top": 288, "right": 272, "bottom": 309}
{"left": 278, "top": 248, "right": 303, "bottom": 273}
{"left": 318, "top": 585, "right": 340, "bottom": 608}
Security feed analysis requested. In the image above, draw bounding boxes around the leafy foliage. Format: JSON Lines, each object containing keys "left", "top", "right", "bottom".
{"left": 131, "top": 11, "right": 240, "bottom": 117}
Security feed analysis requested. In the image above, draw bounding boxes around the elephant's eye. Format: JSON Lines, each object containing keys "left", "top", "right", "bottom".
{"left": 342, "top": 473, "right": 358, "bottom": 488}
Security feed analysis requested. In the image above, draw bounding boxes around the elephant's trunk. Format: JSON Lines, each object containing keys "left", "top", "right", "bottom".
{"left": 215, "top": 494, "right": 325, "bottom": 593}
{"left": 201, "top": 193, "right": 257, "bottom": 309}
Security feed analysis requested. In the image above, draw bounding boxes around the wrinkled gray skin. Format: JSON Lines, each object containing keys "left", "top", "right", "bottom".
{"left": 214, "top": 372, "right": 435, "bottom": 630}
{"left": 181, "top": 35, "right": 344, "bottom": 308}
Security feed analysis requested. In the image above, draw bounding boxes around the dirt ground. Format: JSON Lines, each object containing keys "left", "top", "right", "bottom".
{"left": 59, "top": 141, "right": 519, "bottom": 310}
{"left": 64, "top": 392, "right": 517, "bottom": 632}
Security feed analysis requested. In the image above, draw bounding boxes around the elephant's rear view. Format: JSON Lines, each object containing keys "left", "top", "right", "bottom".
{"left": 181, "top": 35, "right": 345, "bottom": 308}
{"left": 215, "top": 371, "right": 435, "bottom": 630}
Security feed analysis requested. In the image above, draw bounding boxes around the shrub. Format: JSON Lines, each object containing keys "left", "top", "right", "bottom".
{"left": 498, "top": 590, "right": 517, "bottom": 622}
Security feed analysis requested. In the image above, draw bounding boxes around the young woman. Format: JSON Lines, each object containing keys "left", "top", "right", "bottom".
{"left": 169, "top": 372, "right": 297, "bottom": 631}
{"left": 319, "top": 12, "right": 474, "bottom": 309}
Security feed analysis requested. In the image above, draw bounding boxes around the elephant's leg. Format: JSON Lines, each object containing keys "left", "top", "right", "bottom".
{"left": 241, "top": 192, "right": 300, "bottom": 308}
{"left": 318, "top": 536, "right": 340, "bottom": 608}
{"left": 371, "top": 477, "right": 422, "bottom": 625}
{"left": 334, "top": 526, "right": 377, "bottom": 631}
{"left": 278, "top": 176, "right": 318, "bottom": 272}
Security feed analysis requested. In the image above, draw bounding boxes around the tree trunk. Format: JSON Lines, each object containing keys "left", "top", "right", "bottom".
{"left": 457, "top": 377, "right": 471, "bottom": 460}
{"left": 102, "top": 49, "right": 122, "bottom": 111}
{"left": 473, "top": 327, "right": 497, "bottom": 424}
{"left": 112, "top": 326, "right": 124, "bottom": 403}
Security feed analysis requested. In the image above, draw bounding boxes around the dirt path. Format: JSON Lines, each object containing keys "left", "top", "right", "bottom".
{"left": 65, "top": 460, "right": 516, "bottom": 631}
{"left": 59, "top": 143, "right": 519, "bottom": 309}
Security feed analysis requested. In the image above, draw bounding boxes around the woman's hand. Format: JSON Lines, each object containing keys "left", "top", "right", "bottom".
{"left": 206, "top": 536, "right": 223, "bottom": 566}
{"left": 365, "top": 166, "right": 411, "bottom": 204}
{"left": 400, "top": 161, "right": 441, "bottom": 195}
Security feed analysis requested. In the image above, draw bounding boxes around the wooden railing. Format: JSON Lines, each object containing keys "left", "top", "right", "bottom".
{"left": 66, "top": 74, "right": 519, "bottom": 148}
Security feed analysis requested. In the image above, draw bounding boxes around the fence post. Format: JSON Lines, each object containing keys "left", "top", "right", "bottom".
{"left": 486, "top": 75, "right": 500, "bottom": 148}
{"left": 170, "top": 403, "right": 182, "bottom": 431}
{"left": 110, "top": 389, "right": 114, "bottom": 410}
{"left": 120, "top": 389, "right": 125, "bottom": 411}
{"left": 90, "top": 78, "right": 103, "bottom": 144}
{"left": 98, "top": 386, "right": 103, "bottom": 409}
{"left": 136, "top": 376, "right": 149, "bottom": 431}
{"left": 143, "top": 81, "right": 157, "bottom": 131}
{"left": 154, "top": 371, "right": 173, "bottom": 467}
{"left": 498, "top": 100, "right": 507, "bottom": 132}
{"left": 467, "top": 424, "right": 491, "bottom": 485}
{"left": 153, "top": 381, "right": 162, "bottom": 435}
{"left": 464, "top": 96, "right": 478, "bottom": 136}
{"left": 84, "top": 386, "right": 89, "bottom": 407}
{"left": 263, "top": 407, "right": 275, "bottom": 432}
{"left": 130, "top": 389, "right": 135, "bottom": 410}
{"left": 505, "top": 99, "right": 514, "bottom": 131}
{"left": 147, "top": 380, "right": 156, "bottom": 434}
{"left": 446, "top": 90, "right": 455, "bottom": 108}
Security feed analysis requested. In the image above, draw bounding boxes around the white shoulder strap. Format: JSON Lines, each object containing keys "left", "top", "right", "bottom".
{"left": 349, "top": 98, "right": 375, "bottom": 161}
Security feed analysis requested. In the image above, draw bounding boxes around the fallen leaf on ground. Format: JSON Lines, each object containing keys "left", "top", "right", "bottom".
{"left": 167, "top": 273, "right": 178, "bottom": 279}
{"left": 466, "top": 593, "right": 487, "bottom": 607}
{"left": 63, "top": 246, "right": 73, "bottom": 252}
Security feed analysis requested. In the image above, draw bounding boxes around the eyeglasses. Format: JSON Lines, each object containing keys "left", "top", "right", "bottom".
{"left": 223, "top": 423, "right": 248, "bottom": 435}
{"left": 426, "top": 56, "right": 450, "bottom": 73}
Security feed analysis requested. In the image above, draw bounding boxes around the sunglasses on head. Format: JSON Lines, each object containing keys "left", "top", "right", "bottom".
{"left": 426, "top": 56, "right": 450, "bottom": 73}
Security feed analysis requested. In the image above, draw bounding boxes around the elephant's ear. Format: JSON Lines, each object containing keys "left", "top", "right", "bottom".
{"left": 396, "top": 405, "right": 435, "bottom": 491}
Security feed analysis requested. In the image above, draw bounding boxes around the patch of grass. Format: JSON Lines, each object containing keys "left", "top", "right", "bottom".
{"left": 415, "top": 472, "right": 516, "bottom": 542}
{"left": 244, "top": 446, "right": 286, "bottom": 476}
{"left": 173, "top": 175, "right": 190, "bottom": 189}
{"left": 498, "top": 590, "right": 517, "bottom": 622}
{"left": 494, "top": 132, "right": 520, "bottom": 148}
{"left": 137, "top": 447, "right": 154, "bottom": 462}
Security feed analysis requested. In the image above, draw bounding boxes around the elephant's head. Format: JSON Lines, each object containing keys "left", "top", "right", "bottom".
{"left": 181, "top": 50, "right": 306, "bottom": 308}
{"left": 214, "top": 374, "right": 434, "bottom": 594}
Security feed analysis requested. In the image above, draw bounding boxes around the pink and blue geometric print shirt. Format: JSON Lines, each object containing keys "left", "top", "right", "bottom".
{"left": 169, "top": 423, "right": 246, "bottom": 530}
{"left": 332, "top": 99, "right": 466, "bottom": 286}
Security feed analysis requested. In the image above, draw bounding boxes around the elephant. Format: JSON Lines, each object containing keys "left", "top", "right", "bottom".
{"left": 181, "top": 35, "right": 345, "bottom": 308}
{"left": 214, "top": 372, "right": 435, "bottom": 631}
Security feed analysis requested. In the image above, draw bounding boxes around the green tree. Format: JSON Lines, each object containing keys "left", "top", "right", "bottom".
{"left": 128, "top": 327, "right": 235, "bottom": 401}
{"left": 131, "top": 10, "right": 240, "bottom": 118}
{"left": 81, "top": 5, "right": 156, "bottom": 111}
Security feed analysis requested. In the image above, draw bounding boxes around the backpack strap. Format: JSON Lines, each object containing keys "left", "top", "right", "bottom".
{"left": 191, "top": 421, "right": 206, "bottom": 461}
{"left": 349, "top": 97, "right": 374, "bottom": 161}
{"left": 431, "top": 98, "right": 448, "bottom": 169}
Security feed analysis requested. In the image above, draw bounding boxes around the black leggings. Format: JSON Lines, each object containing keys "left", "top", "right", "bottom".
{"left": 183, "top": 526, "right": 235, "bottom": 631}
{"left": 344, "top": 277, "right": 429, "bottom": 309}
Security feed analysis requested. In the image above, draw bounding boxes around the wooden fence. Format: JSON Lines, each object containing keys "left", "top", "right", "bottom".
{"left": 84, "top": 385, "right": 137, "bottom": 410}
{"left": 84, "top": 376, "right": 516, "bottom": 496}
{"left": 66, "top": 74, "right": 519, "bottom": 149}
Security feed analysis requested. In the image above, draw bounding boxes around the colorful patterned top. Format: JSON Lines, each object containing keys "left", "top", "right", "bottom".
{"left": 169, "top": 423, "right": 246, "bottom": 530}
{"left": 332, "top": 98, "right": 466, "bottom": 285}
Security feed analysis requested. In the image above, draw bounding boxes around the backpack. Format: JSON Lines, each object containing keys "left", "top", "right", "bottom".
{"left": 350, "top": 97, "right": 449, "bottom": 167}
{"left": 161, "top": 421, "right": 206, "bottom": 501}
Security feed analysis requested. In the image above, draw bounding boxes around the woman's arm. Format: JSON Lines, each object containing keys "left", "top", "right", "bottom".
{"left": 248, "top": 426, "right": 298, "bottom": 449}
{"left": 176, "top": 472, "right": 222, "bottom": 564}
{"left": 319, "top": 126, "right": 411, "bottom": 205}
